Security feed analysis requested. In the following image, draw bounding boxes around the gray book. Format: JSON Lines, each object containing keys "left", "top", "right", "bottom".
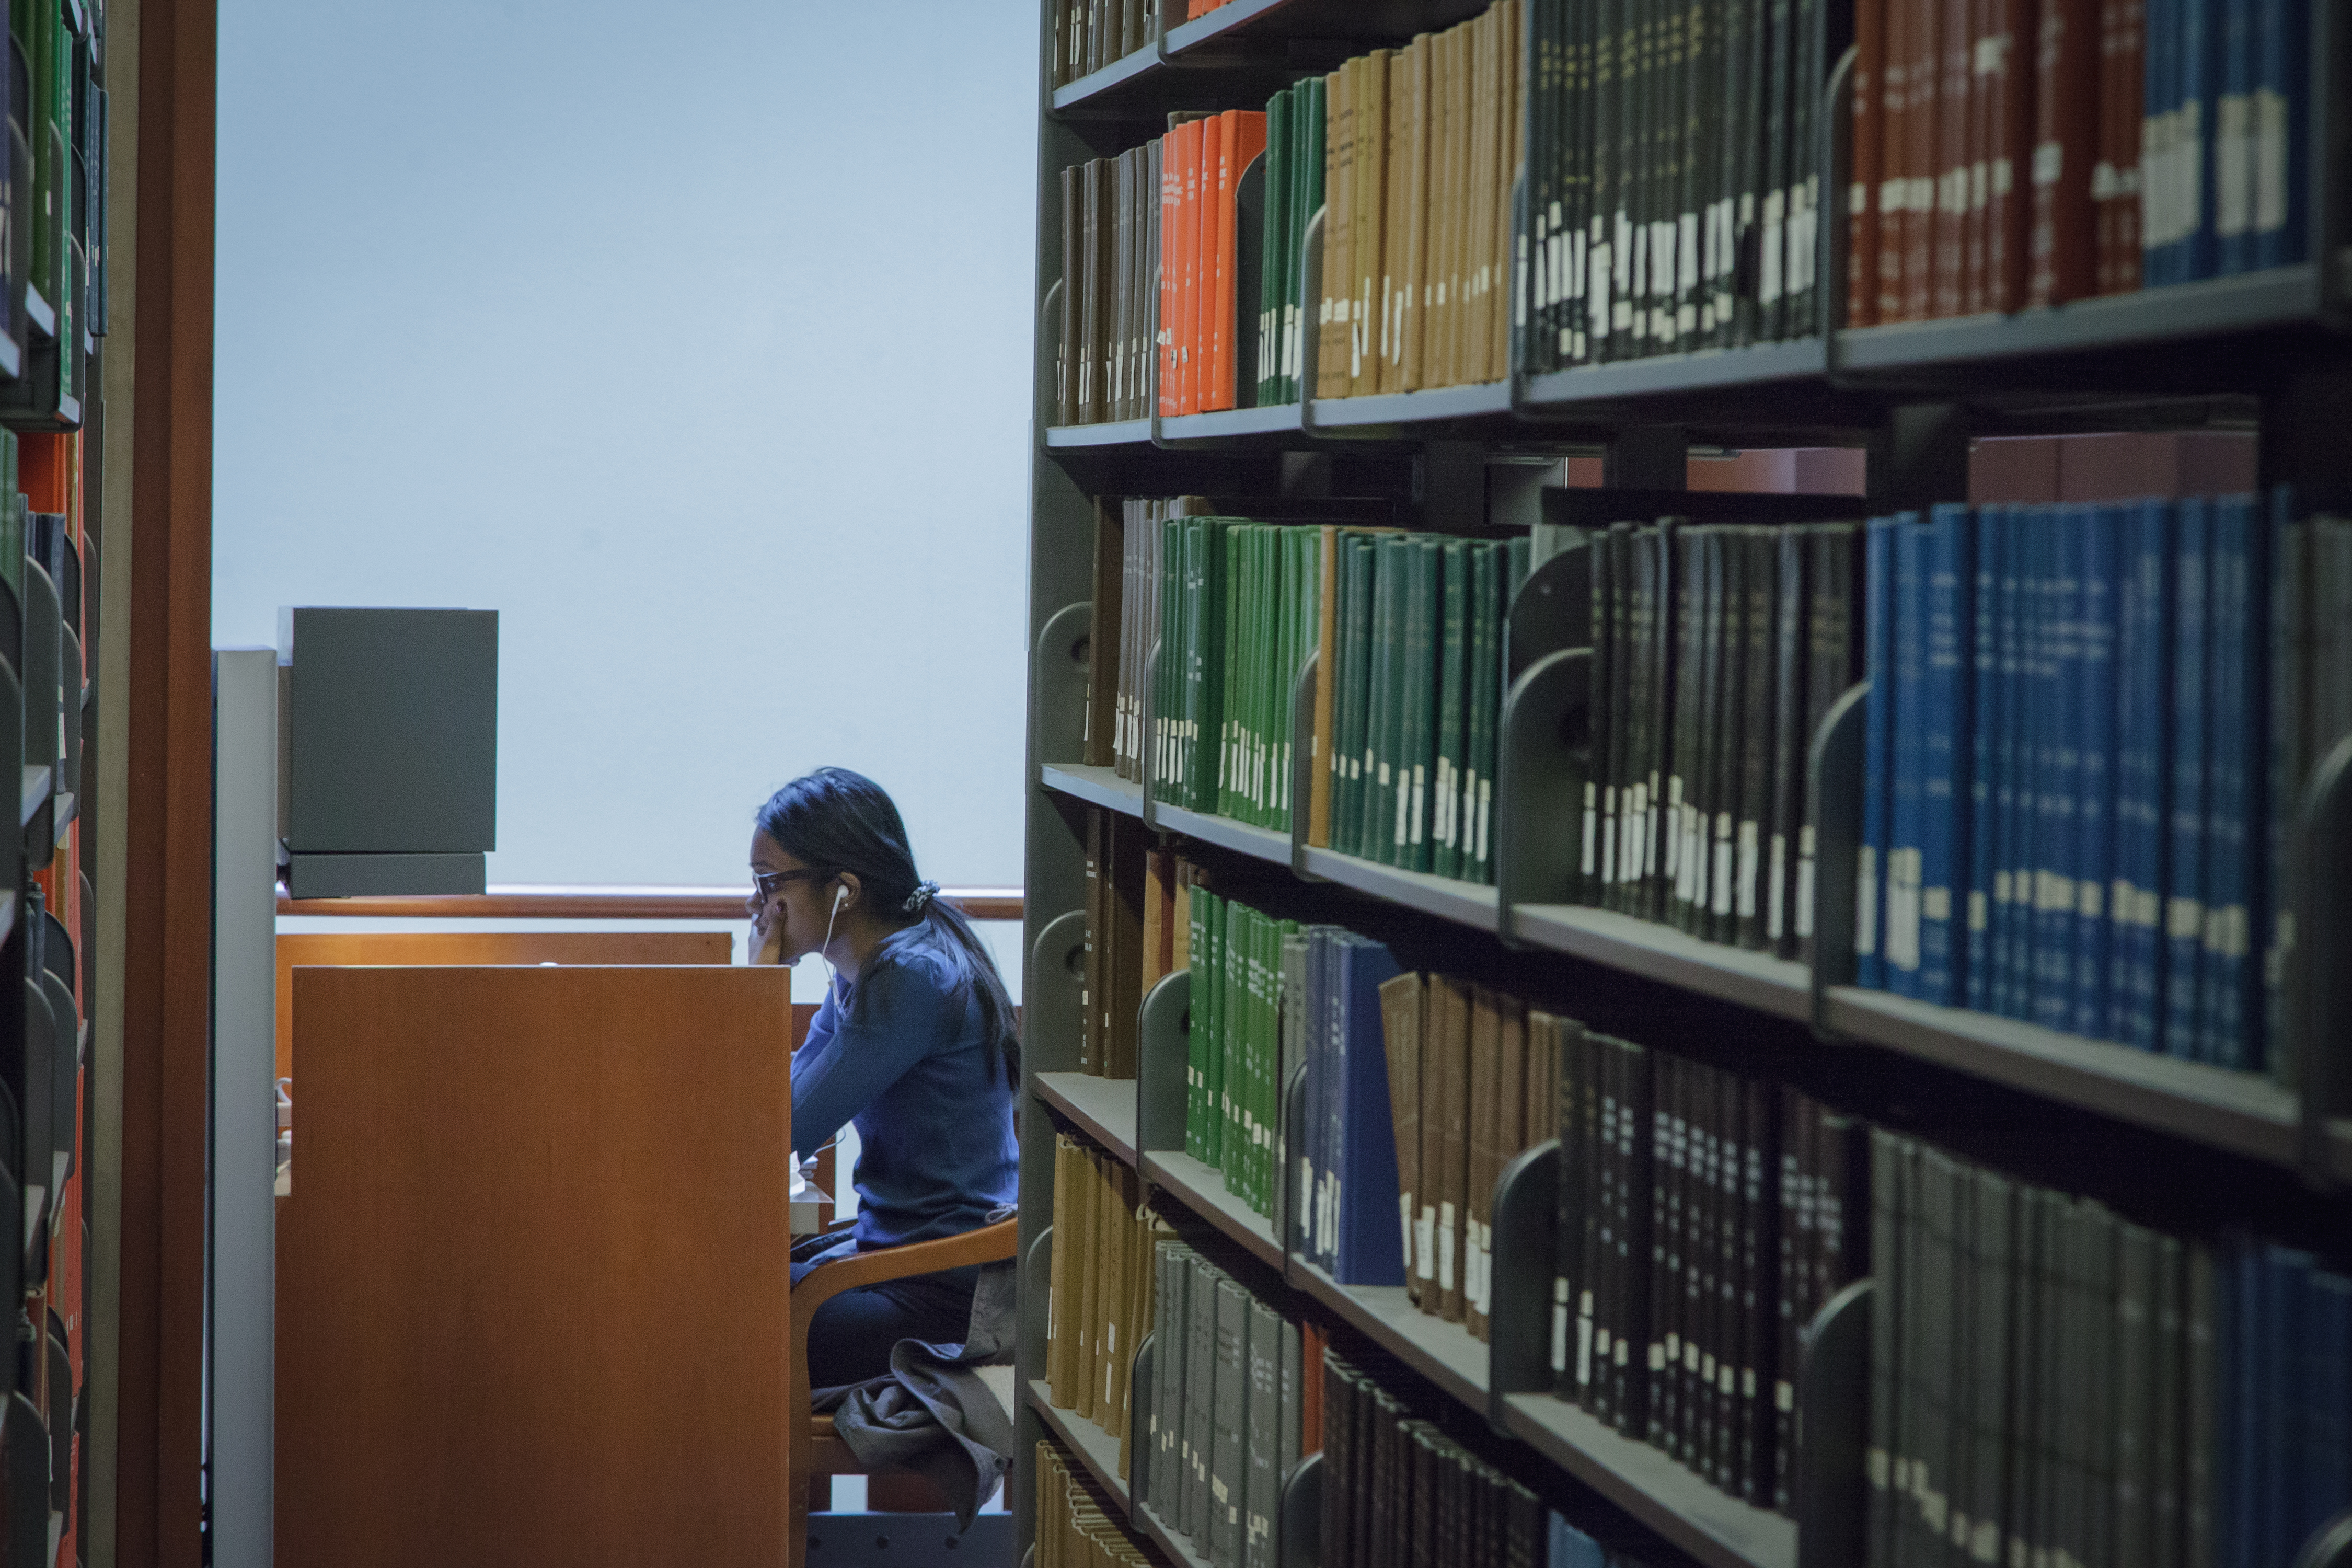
{"left": 1150, "top": 1239, "right": 1187, "bottom": 1514}
{"left": 1211, "top": 1277, "right": 1249, "bottom": 1568}
{"left": 1243, "top": 1300, "right": 1280, "bottom": 1568}
{"left": 1187, "top": 1260, "right": 1223, "bottom": 1544}
{"left": 2184, "top": 1240, "right": 2217, "bottom": 1568}
{"left": 1279, "top": 1317, "right": 1301, "bottom": 1484}
{"left": 2149, "top": 1235, "right": 2186, "bottom": 1568}
{"left": 1865, "top": 1129, "right": 1905, "bottom": 1568}
{"left": 1969, "top": 1168, "right": 2015, "bottom": 1567}
{"left": 2113, "top": 1220, "right": 2158, "bottom": 1568}
{"left": 1278, "top": 932, "right": 1310, "bottom": 1252}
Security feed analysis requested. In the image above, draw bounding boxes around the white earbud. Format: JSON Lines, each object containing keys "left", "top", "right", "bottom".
{"left": 819, "top": 882, "right": 849, "bottom": 996}
{"left": 832, "top": 884, "right": 849, "bottom": 915}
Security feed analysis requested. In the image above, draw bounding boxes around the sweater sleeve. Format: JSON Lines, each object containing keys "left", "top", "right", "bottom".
{"left": 788, "top": 960, "right": 961, "bottom": 1157}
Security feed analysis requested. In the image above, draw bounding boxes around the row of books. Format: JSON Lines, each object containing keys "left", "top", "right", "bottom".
{"left": 1521, "top": 0, "right": 1828, "bottom": 375}
{"left": 1035, "top": 1440, "right": 1151, "bottom": 1568}
{"left": 1057, "top": 144, "right": 1162, "bottom": 427}
{"left": 2272, "top": 513, "right": 2352, "bottom": 1086}
{"left": 1571, "top": 519, "right": 1864, "bottom": 955}
{"left": 1140, "top": 1236, "right": 1310, "bottom": 1568}
{"left": 1050, "top": 0, "right": 1161, "bottom": 88}
{"left": 1079, "top": 811, "right": 1160, "bottom": 1080}
{"left": 1866, "top": 1129, "right": 2352, "bottom": 1568}
{"left": 1854, "top": 494, "right": 2289, "bottom": 1074}
{"left": 1046, "top": 1134, "right": 1161, "bottom": 1475}
{"left": 1304, "top": 1, "right": 1525, "bottom": 403}
{"left": 4, "top": 0, "right": 103, "bottom": 428}
{"left": 1183, "top": 886, "right": 1294, "bottom": 1217}
{"left": 1849, "top": 0, "right": 2309, "bottom": 325}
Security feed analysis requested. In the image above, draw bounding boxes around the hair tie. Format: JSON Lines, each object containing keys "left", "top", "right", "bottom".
{"left": 903, "top": 880, "right": 940, "bottom": 915}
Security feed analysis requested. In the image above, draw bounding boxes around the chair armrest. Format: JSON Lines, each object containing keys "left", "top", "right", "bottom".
{"left": 790, "top": 1218, "right": 1019, "bottom": 1334}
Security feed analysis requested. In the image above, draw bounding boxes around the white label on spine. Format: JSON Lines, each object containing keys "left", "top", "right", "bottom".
{"left": 2169, "top": 895, "right": 2204, "bottom": 940}
{"left": 2256, "top": 90, "right": 2289, "bottom": 232}
{"left": 1438, "top": 1202, "right": 1457, "bottom": 1289}
{"left": 1923, "top": 885, "right": 1951, "bottom": 923}
{"left": 1400, "top": 1191, "right": 1415, "bottom": 1267}
{"left": 1416, "top": 1205, "right": 1437, "bottom": 1280}
{"left": 1767, "top": 834, "right": 1789, "bottom": 941}
{"left": 2216, "top": 96, "right": 2252, "bottom": 237}
{"left": 1760, "top": 189, "right": 1786, "bottom": 303}
{"left": 1477, "top": 781, "right": 1492, "bottom": 863}
{"left": 1857, "top": 844, "right": 1880, "bottom": 954}
{"left": 1887, "top": 847, "right": 1922, "bottom": 971}
{"left": 1737, "top": 820, "right": 1761, "bottom": 918}
{"left": 1582, "top": 781, "right": 1598, "bottom": 875}
{"left": 2033, "top": 141, "right": 2063, "bottom": 188}
{"left": 1713, "top": 815, "right": 1735, "bottom": 917}
{"left": 1969, "top": 890, "right": 1989, "bottom": 931}
{"left": 1551, "top": 1293, "right": 1570, "bottom": 1372}
{"left": 1576, "top": 1308, "right": 1594, "bottom": 1386}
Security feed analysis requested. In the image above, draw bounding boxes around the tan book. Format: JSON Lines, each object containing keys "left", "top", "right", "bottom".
{"left": 1102, "top": 1161, "right": 1137, "bottom": 1427}
{"left": 1432, "top": 974, "right": 1473, "bottom": 1322}
{"left": 1142, "top": 847, "right": 1168, "bottom": 995}
{"left": 1465, "top": 984, "right": 1502, "bottom": 1339}
{"left": 1317, "top": 63, "right": 1355, "bottom": 401}
{"left": 1415, "top": 974, "right": 1465, "bottom": 1317}
{"left": 1048, "top": 1136, "right": 1077, "bottom": 1404}
{"left": 1351, "top": 50, "right": 1391, "bottom": 396}
{"left": 1172, "top": 860, "right": 1193, "bottom": 970}
{"left": 1378, "top": 57, "right": 1409, "bottom": 393}
{"left": 1376, "top": 971, "right": 1427, "bottom": 1307}
{"left": 1445, "top": 19, "right": 1473, "bottom": 387}
{"left": 1500, "top": 0, "right": 1525, "bottom": 378}
{"left": 1466, "top": 9, "right": 1497, "bottom": 387}
{"left": 1400, "top": 38, "right": 1432, "bottom": 391}
{"left": 1309, "top": 526, "right": 1340, "bottom": 846}
{"left": 1426, "top": 28, "right": 1455, "bottom": 389}
{"left": 1073, "top": 1148, "right": 1102, "bottom": 1421}
{"left": 1082, "top": 810, "right": 1104, "bottom": 1076}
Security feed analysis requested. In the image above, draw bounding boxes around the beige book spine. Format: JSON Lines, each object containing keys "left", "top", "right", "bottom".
{"left": 1350, "top": 50, "right": 1389, "bottom": 396}
{"left": 1401, "top": 39, "right": 1432, "bottom": 391}
{"left": 1317, "top": 63, "right": 1355, "bottom": 401}
{"left": 1377, "top": 971, "right": 1427, "bottom": 1307}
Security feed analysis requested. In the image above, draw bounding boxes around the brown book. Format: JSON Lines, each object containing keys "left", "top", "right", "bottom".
{"left": 1379, "top": 50, "right": 1413, "bottom": 394}
{"left": 1424, "top": 975, "right": 1472, "bottom": 1321}
{"left": 1171, "top": 860, "right": 1194, "bottom": 971}
{"left": 1401, "top": 38, "right": 1433, "bottom": 393}
{"left": 1378, "top": 972, "right": 1428, "bottom": 1308}
{"left": 2093, "top": 0, "right": 2122, "bottom": 292}
{"left": 1934, "top": 0, "right": 1973, "bottom": 317}
{"left": 1073, "top": 1147, "right": 1103, "bottom": 1421}
{"left": 1142, "top": 846, "right": 1172, "bottom": 995}
{"left": 1497, "top": 0, "right": 1524, "bottom": 378}
{"left": 1850, "top": 0, "right": 1884, "bottom": 326}
{"left": 2112, "top": 0, "right": 2141, "bottom": 289}
{"left": 1048, "top": 1137, "right": 1077, "bottom": 1404}
{"left": 1962, "top": 0, "right": 1992, "bottom": 313}
{"left": 1318, "top": 63, "right": 1356, "bottom": 400}
{"left": 1352, "top": 50, "right": 1391, "bottom": 397}
{"left": 1465, "top": 985, "right": 1502, "bottom": 1340}
{"left": 2028, "top": 0, "right": 2098, "bottom": 303}
{"left": 1499, "top": 993, "right": 1530, "bottom": 1163}
{"left": 1901, "top": 0, "right": 1941, "bottom": 320}
{"left": 1987, "top": 0, "right": 2033, "bottom": 309}
{"left": 1105, "top": 815, "right": 1147, "bottom": 1077}
{"left": 1059, "top": 165, "right": 1081, "bottom": 423}
{"left": 1876, "top": 0, "right": 1909, "bottom": 321}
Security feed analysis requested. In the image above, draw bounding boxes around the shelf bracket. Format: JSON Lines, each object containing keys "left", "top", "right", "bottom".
{"left": 1277, "top": 1448, "right": 1322, "bottom": 1568}
{"left": 1033, "top": 601, "right": 1093, "bottom": 768}
{"left": 1793, "top": 1278, "right": 1871, "bottom": 1568}
{"left": 2293, "top": 732, "right": 2352, "bottom": 1189}
{"left": 1287, "top": 651, "right": 1327, "bottom": 883}
{"left": 1136, "top": 968, "right": 1191, "bottom": 1155}
{"left": 1504, "top": 537, "right": 1594, "bottom": 689}
{"left": 1806, "top": 681, "right": 1871, "bottom": 1041}
{"left": 1484, "top": 1138, "right": 1561, "bottom": 1435}
{"left": 1496, "top": 648, "right": 1593, "bottom": 951}
{"left": 1027, "top": 910, "right": 1090, "bottom": 1076}
{"left": 1139, "top": 639, "right": 1163, "bottom": 834}
{"left": 1279, "top": 1062, "right": 1307, "bottom": 1288}
{"left": 2293, "top": 1508, "right": 2352, "bottom": 1568}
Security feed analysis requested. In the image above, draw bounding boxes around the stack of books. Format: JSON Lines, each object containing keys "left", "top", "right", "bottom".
{"left": 1046, "top": 1135, "right": 1165, "bottom": 1479}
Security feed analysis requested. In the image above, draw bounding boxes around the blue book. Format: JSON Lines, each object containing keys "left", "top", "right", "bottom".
{"left": 2261, "top": 1246, "right": 2314, "bottom": 1568}
{"left": 2114, "top": 501, "right": 2177, "bottom": 1050}
{"left": 2216, "top": 0, "right": 2256, "bottom": 275}
{"left": 1332, "top": 932, "right": 1406, "bottom": 1285}
{"left": 2072, "top": 505, "right": 2122, "bottom": 1037}
{"left": 2263, "top": 485, "right": 2297, "bottom": 1073}
{"left": 2182, "top": 0, "right": 2219, "bottom": 280}
{"left": 1920, "top": 504, "right": 1975, "bottom": 1007}
{"left": 1547, "top": 1515, "right": 1607, "bottom": 1568}
{"left": 1992, "top": 507, "right": 2028, "bottom": 1018}
{"left": 2033, "top": 512, "right": 2085, "bottom": 1033}
{"left": 1967, "top": 508, "right": 2003, "bottom": 1013}
{"left": 2143, "top": 0, "right": 2176, "bottom": 286}
{"left": 2253, "top": 0, "right": 2309, "bottom": 267}
{"left": 2302, "top": 1270, "right": 2352, "bottom": 1558}
{"left": 1889, "top": 516, "right": 1929, "bottom": 999}
{"left": 1859, "top": 517, "right": 1899, "bottom": 990}
{"left": 2007, "top": 513, "right": 2048, "bottom": 1022}
{"left": 2204, "top": 494, "right": 2262, "bottom": 1068}
{"left": 2167, "top": 498, "right": 2211, "bottom": 1058}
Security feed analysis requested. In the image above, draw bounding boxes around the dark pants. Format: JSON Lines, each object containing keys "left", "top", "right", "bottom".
{"left": 793, "top": 1230, "right": 982, "bottom": 1389}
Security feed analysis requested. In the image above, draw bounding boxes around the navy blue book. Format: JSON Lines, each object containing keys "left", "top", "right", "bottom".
{"left": 2166, "top": 498, "right": 2211, "bottom": 1059}
{"left": 2203, "top": 494, "right": 2262, "bottom": 1068}
{"left": 2260, "top": 1246, "right": 2315, "bottom": 1568}
{"left": 2217, "top": 0, "right": 2257, "bottom": 276}
{"left": 2073, "top": 505, "right": 2122, "bottom": 1038}
{"left": 1920, "top": 504, "right": 1975, "bottom": 1006}
{"left": 1332, "top": 932, "right": 1406, "bottom": 1285}
{"left": 1295, "top": 925, "right": 1329, "bottom": 1261}
{"left": 2254, "top": 0, "right": 2309, "bottom": 268}
{"left": 2113, "top": 501, "right": 2176, "bottom": 1050}
{"left": 2033, "top": 512, "right": 2084, "bottom": 1034}
{"left": 1993, "top": 506, "right": 2028, "bottom": 1019}
{"left": 1967, "top": 507, "right": 2003, "bottom": 1012}
{"left": 2302, "top": 1269, "right": 2352, "bottom": 1558}
{"left": 2142, "top": 0, "right": 2176, "bottom": 286}
{"left": 2263, "top": 485, "right": 2298, "bottom": 1074}
{"left": 1860, "top": 517, "right": 1899, "bottom": 990}
{"left": 2181, "top": 0, "right": 2219, "bottom": 281}
{"left": 1889, "top": 516, "right": 1929, "bottom": 999}
{"left": 2006, "top": 512, "right": 2046, "bottom": 1022}
{"left": 1546, "top": 1514, "right": 1608, "bottom": 1568}
{"left": 1312, "top": 925, "right": 1343, "bottom": 1272}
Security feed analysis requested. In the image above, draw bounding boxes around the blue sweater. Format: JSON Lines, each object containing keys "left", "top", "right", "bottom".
{"left": 790, "top": 927, "right": 1019, "bottom": 1250}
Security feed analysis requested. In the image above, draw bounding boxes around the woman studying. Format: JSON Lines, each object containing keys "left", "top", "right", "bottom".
{"left": 752, "top": 767, "right": 1020, "bottom": 1389}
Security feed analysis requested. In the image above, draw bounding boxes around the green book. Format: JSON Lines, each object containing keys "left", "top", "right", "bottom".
{"left": 1433, "top": 539, "right": 1470, "bottom": 879}
{"left": 1346, "top": 534, "right": 1379, "bottom": 857}
{"left": 1288, "top": 79, "right": 1325, "bottom": 406}
{"left": 1187, "top": 887, "right": 1215, "bottom": 1162}
{"left": 1401, "top": 538, "right": 1440, "bottom": 873}
{"left": 1465, "top": 544, "right": 1503, "bottom": 883}
{"left": 1361, "top": 538, "right": 1401, "bottom": 861}
{"left": 1330, "top": 537, "right": 1363, "bottom": 855}
{"left": 1259, "top": 91, "right": 1290, "bottom": 408}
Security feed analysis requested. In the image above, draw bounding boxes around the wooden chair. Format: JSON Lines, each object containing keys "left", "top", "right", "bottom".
{"left": 787, "top": 1216, "right": 1021, "bottom": 1568}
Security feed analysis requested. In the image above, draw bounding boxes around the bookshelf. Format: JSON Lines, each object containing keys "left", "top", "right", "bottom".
{"left": 1021, "top": 0, "right": 2352, "bottom": 1566}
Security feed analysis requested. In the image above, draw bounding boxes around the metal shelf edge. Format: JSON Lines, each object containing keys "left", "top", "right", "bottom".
{"left": 1048, "top": 44, "right": 1161, "bottom": 111}
{"left": 23, "top": 287, "right": 54, "bottom": 341}
{"left": 1511, "top": 905, "right": 1815, "bottom": 1024}
{"left": 1308, "top": 379, "right": 1513, "bottom": 429}
{"left": 1025, "top": 1380, "right": 1132, "bottom": 1513}
{"left": 1135, "top": 1499, "right": 1215, "bottom": 1568}
{"left": 1045, "top": 418, "right": 1156, "bottom": 450}
{"left": 1039, "top": 763, "right": 1143, "bottom": 815}
{"left": 1286, "top": 1256, "right": 1488, "bottom": 1413}
{"left": 1035, "top": 1071, "right": 1141, "bottom": 1166}
{"left": 1523, "top": 338, "right": 1829, "bottom": 407}
{"left": 1500, "top": 1393, "right": 1798, "bottom": 1568}
{"left": 1139, "top": 1149, "right": 1285, "bottom": 1270}
{"left": 20, "top": 765, "right": 50, "bottom": 828}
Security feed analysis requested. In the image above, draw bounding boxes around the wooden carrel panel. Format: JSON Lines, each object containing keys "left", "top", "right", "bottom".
{"left": 274, "top": 928, "right": 733, "bottom": 1082}
{"left": 278, "top": 965, "right": 793, "bottom": 1567}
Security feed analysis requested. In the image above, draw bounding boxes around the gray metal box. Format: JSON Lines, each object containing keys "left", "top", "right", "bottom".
{"left": 277, "top": 608, "right": 498, "bottom": 884}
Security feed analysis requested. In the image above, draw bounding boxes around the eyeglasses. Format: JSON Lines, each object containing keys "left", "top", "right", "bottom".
{"left": 752, "top": 867, "right": 838, "bottom": 903}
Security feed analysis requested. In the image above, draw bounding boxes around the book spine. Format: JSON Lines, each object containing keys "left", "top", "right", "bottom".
{"left": 1888, "top": 514, "right": 1929, "bottom": 997}
{"left": 2028, "top": 0, "right": 2100, "bottom": 304}
{"left": 1967, "top": 507, "right": 2001, "bottom": 1011}
{"left": 2073, "top": 505, "right": 2120, "bottom": 1040}
{"left": 1860, "top": 516, "right": 1898, "bottom": 988}
{"left": 2165, "top": 498, "right": 2208, "bottom": 1057}
{"left": 1920, "top": 503, "right": 1975, "bottom": 1006}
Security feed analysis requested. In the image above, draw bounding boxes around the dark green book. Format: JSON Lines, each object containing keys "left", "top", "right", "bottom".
{"left": 1402, "top": 539, "right": 1441, "bottom": 872}
{"left": 1969, "top": 1168, "right": 2015, "bottom": 1565}
{"left": 1737, "top": 528, "right": 1780, "bottom": 950}
{"left": 2114, "top": 1221, "right": 2157, "bottom": 1568}
{"left": 1767, "top": 527, "right": 1810, "bottom": 956}
{"left": 1468, "top": 544, "right": 1505, "bottom": 884}
{"left": 1434, "top": 539, "right": 1471, "bottom": 880}
{"left": 1333, "top": 536, "right": 1369, "bottom": 857}
{"left": 1669, "top": 526, "right": 1706, "bottom": 927}
{"left": 1800, "top": 524, "right": 1861, "bottom": 964}
{"left": 1866, "top": 1129, "right": 1906, "bottom": 1568}
{"left": 1624, "top": 525, "right": 1658, "bottom": 914}
{"left": 1259, "top": 90, "right": 1290, "bottom": 409}
{"left": 2184, "top": 1240, "right": 2217, "bottom": 1568}
{"left": 2149, "top": 1235, "right": 2185, "bottom": 1568}
{"left": 1364, "top": 537, "right": 1406, "bottom": 864}
{"left": 1586, "top": 524, "right": 1618, "bottom": 904}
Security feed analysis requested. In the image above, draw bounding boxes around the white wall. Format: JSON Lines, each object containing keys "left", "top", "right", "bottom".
{"left": 214, "top": 0, "right": 1041, "bottom": 892}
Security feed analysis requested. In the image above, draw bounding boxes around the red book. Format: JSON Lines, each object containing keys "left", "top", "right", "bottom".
{"left": 2029, "top": 0, "right": 2099, "bottom": 304}
{"left": 1903, "top": 0, "right": 1942, "bottom": 320}
{"left": 1877, "top": 0, "right": 1911, "bottom": 321}
{"left": 1988, "top": 0, "right": 2036, "bottom": 310}
{"left": 1850, "top": 0, "right": 1885, "bottom": 326}
{"left": 1963, "top": 0, "right": 1997, "bottom": 313}
{"left": 1934, "top": 0, "right": 1974, "bottom": 317}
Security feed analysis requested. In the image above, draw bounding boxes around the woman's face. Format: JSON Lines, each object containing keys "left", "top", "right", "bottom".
{"left": 748, "top": 829, "right": 840, "bottom": 967}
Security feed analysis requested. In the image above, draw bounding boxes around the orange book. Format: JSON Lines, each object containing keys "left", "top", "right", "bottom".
{"left": 21, "top": 433, "right": 70, "bottom": 514}
{"left": 1208, "top": 110, "right": 1267, "bottom": 412}
{"left": 1158, "top": 129, "right": 1182, "bottom": 418}
{"left": 1187, "top": 113, "right": 1225, "bottom": 414}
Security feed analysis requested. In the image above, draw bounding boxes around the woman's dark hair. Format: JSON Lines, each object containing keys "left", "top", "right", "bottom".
{"left": 756, "top": 766, "right": 1019, "bottom": 1088}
